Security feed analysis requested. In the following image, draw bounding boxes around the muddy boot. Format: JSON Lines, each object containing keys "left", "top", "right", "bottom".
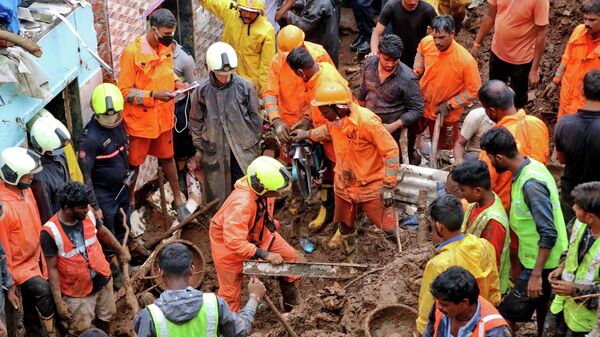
{"left": 340, "top": 228, "right": 358, "bottom": 263}
{"left": 308, "top": 183, "right": 334, "bottom": 232}
{"left": 93, "top": 318, "right": 111, "bottom": 335}
{"left": 327, "top": 223, "right": 344, "bottom": 250}
{"left": 109, "top": 254, "right": 124, "bottom": 289}
{"left": 278, "top": 278, "right": 301, "bottom": 312}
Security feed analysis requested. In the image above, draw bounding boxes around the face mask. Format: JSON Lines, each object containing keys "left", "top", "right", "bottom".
{"left": 155, "top": 29, "right": 174, "bottom": 46}
{"left": 17, "top": 182, "right": 31, "bottom": 190}
{"left": 97, "top": 113, "right": 123, "bottom": 128}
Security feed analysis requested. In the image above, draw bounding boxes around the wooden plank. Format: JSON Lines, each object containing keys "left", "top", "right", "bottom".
{"left": 243, "top": 261, "right": 369, "bottom": 279}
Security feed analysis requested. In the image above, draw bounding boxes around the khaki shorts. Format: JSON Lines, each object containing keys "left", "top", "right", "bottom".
{"left": 62, "top": 278, "right": 116, "bottom": 336}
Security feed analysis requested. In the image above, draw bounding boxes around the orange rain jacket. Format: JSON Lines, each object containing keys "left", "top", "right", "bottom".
{"left": 414, "top": 36, "right": 481, "bottom": 123}
{"left": 309, "top": 103, "right": 400, "bottom": 203}
{"left": 264, "top": 42, "right": 333, "bottom": 127}
{"left": 0, "top": 182, "right": 47, "bottom": 285}
{"left": 117, "top": 36, "right": 177, "bottom": 139}
{"left": 303, "top": 62, "right": 349, "bottom": 162}
{"left": 209, "top": 178, "right": 298, "bottom": 272}
{"left": 201, "top": 0, "right": 275, "bottom": 96}
{"left": 480, "top": 110, "right": 550, "bottom": 211}
{"left": 554, "top": 24, "right": 600, "bottom": 120}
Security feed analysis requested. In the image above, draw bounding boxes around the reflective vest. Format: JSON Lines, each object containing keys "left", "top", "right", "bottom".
{"left": 462, "top": 193, "right": 510, "bottom": 294}
{"left": 148, "top": 293, "right": 219, "bottom": 337}
{"left": 550, "top": 220, "right": 600, "bottom": 332}
{"left": 42, "top": 211, "right": 111, "bottom": 298}
{"left": 433, "top": 296, "right": 507, "bottom": 337}
{"left": 509, "top": 159, "right": 568, "bottom": 269}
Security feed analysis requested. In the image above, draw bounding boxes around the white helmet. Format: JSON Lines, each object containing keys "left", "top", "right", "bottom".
{"left": 0, "top": 147, "right": 42, "bottom": 185}
{"left": 29, "top": 116, "right": 71, "bottom": 155}
{"left": 206, "top": 42, "right": 238, "bottom": 75}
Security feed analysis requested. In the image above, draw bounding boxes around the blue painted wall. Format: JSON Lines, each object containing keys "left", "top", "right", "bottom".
{"left": 0, "top": 4, "right": 101, "bottom": 151}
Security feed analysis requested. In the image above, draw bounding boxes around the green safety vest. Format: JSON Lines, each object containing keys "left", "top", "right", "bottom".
{"left": 462, "top": 193, "right": 511, "bottom": 294}
{"left": 509, "top": 159, "right": 568, "bottom": 269}
{"left": 148, "top": 293, "right": 219, "bottom": 337}
{"left": 550, "top": 220, "right": 600, "bottom": 332}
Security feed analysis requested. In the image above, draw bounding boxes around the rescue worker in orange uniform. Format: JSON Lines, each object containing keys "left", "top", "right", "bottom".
{"left": 477, "top": 80, "right": 549, "bottom": 212}
{"left": 197, "top": 0, "right": 275, "bottom": 96}
{"left": 414, "top": 15, "right": 481, "bottom": 151}
{"left": 285, "top": 47, "right": 348, "bottom": 231}
{"left": 41, "top": 182, "right": 130, "bottom": 336}
{"left": 117, "top": 9, "right": 190, "bottom": 221}
{"left": 423, "top": 267, "right": 510, "bottom": 337}
{"left": 265, "top": 26, "right": 335, "bottom": 230}
{"left": 0, "top": 147, "right": 56, "bottom": 337}
{"left": 543, "top": 0, "right": 600, "bottom": 120}
{"left": 209, "top": 156, "right": 300, "bottom": 313}
{"left": 292, "top": 81, "right": 400, "bottom": 263}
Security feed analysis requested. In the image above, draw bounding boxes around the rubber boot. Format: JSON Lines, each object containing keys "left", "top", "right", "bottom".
{"left": 308, "top": 184, "right": 334, "bottom": 232}
{"left": 327, "top": 224, "right": 344, "bottom": 250}
{"left": 39, "top": 312, "right": 56, "bottom": 337}
{"left": 109, "top": 254, "right": 124, "bottom": 289}
{"left": 340, "top": 228, "right": 358, "bottom": 263}
{"left": 278, "top": 278, "right": 301, "bottom": 313}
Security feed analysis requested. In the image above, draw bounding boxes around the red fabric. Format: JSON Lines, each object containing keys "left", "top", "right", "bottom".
{"left": 42, "top": 211, "right": 110, "bottom": 298}
{"left": 417, "top": 117, "right": 459, "bottom": 151}
{"left": 466, "top": 199, "right": 507, "bottom": 270}
{"left": 128, "top": 130, "right": 174, "bottom": 166}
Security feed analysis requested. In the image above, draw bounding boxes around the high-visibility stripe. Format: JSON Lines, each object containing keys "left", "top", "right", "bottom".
{"left": 385, "top": 168, "right": 398, "bottom": 177}
{"left": 203, "top": 293, "right": 217, "bottom": 336}
{"left": 44, "top": 221, "right": 67, "bottom": 257}
{"left": 264, "top": 96, "right": 278, "bottom": 104}
{"left": 96, "top": 146, "right": 124, "bottom": 160}
{"left": 136, "top": 90, "right": 144, "bottom": 105}
{"left": 127, "top": 90, "right": 136, "bottom": 104}
{"left": 385, "top": 157, "right": 399, "bottom": 166}
{"left": 265, "top": 105, "right": 279, "bottom": 113}
{"left": 478, "top": 314, "right": 505, "bottom": 337}
{"left": 454, "top": 95, "right": 466, "bottom": 106}
{"left": 147, "top": 304, "right": 170, "bottom": 337}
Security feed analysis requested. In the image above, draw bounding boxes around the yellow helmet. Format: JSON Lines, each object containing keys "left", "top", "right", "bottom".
{"left": 278, "top": 25, "right": 305, "bottom": 53}
{"left": 91, "top": 83, "right": 124, "bottom": 115}
{"left": 311, "top": 81, "right": 352, "bottom": 107}
{"left": 237, "top": 0, "right": 264, "bottom": 12}
{"left": 247, "top": 156, "right": 291, "bottom": 196}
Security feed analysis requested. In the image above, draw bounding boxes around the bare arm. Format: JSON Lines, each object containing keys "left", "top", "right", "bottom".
{"left": 46, "top": 256, "right": 63, "bottom": 306}
{"left": 471, "top": 5, "right": 497, "bottom": 55}
{"left": 97, "top": 226, "right": 130, "bottom": 263}
{"left": 453, "top": 135, "right": 468, "bottom": 164}
{"left": 529, "top": 25, "right": 548, "bottom": 88}
{"left": 369, "top": 23, "right": 386, "bottom": 56}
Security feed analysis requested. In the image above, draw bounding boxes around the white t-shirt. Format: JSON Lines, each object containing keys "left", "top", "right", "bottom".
{"left": 460, "top": 108, "right": 495, "bottom": 153}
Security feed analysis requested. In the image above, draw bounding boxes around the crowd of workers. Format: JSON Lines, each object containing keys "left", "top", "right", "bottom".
{"left": 0, "top": 0, "right": 599, "bottom": 336}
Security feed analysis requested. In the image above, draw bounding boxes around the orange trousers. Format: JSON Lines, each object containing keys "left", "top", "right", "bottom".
{"left": 214, "top": 232, "right": 299, "bottom": 312}
{"left": 333, "top": 194, "right": 397, "bottom": 231}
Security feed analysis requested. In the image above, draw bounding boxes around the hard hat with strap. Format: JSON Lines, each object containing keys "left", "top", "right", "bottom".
{"left": 0, "top": 147, "right": 42, "bottom": 185}
{"left": 310, "top": 81, "right": 352, "bottom": 107}
{"left": 206, "top": 42, "right": 238, "bottom": 75}
{"left": 237, "top": 0, "right": 265, "bottom": 12}
{"left": 247, "top": 156, "right": 291, "bottom": 196}
{"left": 278, "top": 25, "right": 305, "bottom": 53}
{"left": 30, "top": 116, "right": 71, "bottom": 155}
{"left": 92, "top": 83, "right": 124, "bottom": 115}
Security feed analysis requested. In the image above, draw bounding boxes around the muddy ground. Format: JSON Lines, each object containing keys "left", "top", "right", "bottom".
{"left": 109, "top": 2, "right": 580, "bottom": 335}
